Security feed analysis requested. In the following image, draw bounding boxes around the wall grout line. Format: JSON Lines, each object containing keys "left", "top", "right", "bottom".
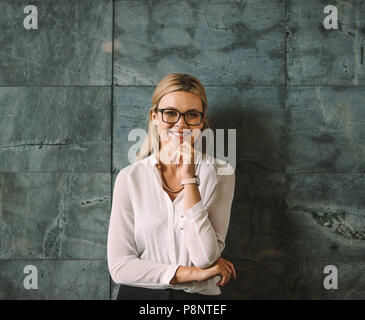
{"left": 0, "top": 259, "right": 107, "bottom": 261}
{"left": 284, "top": 0, "right": 288, "bottom": 88}
{"left": 2, "top": 257, "right": 365, "bottom": 263}
{"left": 221, "top": 257, "right": 365, "bottom": 264}
{"left": 109, "top": 0, "right": 115, "bottom": 301}
{"left": 284, "top": 0, "right": 288, "bottom": 178}
{"left": 2, "top": 84, "right": 365, "bottom": 88}
{"left": 3, "top": 258, "right": 365, "bottom": 263}
{"left": 284, "top": 0, "right": 288, "bottom": 215}
{"left": 1, "top": 171, "right": 364, "bottom": 174}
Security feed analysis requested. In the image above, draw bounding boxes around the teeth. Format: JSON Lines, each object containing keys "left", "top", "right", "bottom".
{"left": 169, "top": 131, "right": 191, "bottom": 136}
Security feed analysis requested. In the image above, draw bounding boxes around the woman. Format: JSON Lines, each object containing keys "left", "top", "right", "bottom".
{"left": 107, "top": 73, "right": 236, "bottom": 300}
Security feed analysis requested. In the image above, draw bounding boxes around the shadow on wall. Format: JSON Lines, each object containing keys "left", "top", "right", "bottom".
{"left": 208, "top": 103, "right": 297, "bottom": 299}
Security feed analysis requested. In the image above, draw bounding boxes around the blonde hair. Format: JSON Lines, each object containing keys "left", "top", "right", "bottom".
{"left": 134, "top": 73, "right": 213, "bottom": 162}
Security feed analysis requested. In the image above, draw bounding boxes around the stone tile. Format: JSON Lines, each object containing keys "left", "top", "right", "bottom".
{"left": 221, "top": 258, "right": 365, "bottom": 299}
{"left": 0, "top": 172, "right": 110, "bottom": 259}
{"left": 206, "top": 86, "right": 285, "bottom": 173}
{"left": 220, "top": 258, "right": 297, "bottom": 299}
{"left": 0, "top": 87, "right": 111, "bottom": 172}
{"left": 0, "top": 259, "right": 109, "bottom": 299}
{"left": 286, "top": 173, "right": 365, "bottom": 261}
{"left": 114, "top": 0, "right": 285, "bottom": 85}
{"left": 113, "top": 87, "right": 154, "bottom": 171}
{"left": 287, "top": 86, "right": 365, "bottom": 173}
{"left": 0, "top": 0, "right": 112, "bottom": 85}
{"left": 287, "top": 0, "right": 365, "bottom": 85}
{"left": 224, "top": 173, "right": 288, "bottom": 261}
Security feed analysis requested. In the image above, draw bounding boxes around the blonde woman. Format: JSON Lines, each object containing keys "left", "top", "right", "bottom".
{"left": 107, "top": 73, "right": 236, "bottom": 300}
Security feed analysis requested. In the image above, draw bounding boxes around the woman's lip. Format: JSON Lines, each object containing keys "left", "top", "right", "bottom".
{"left": 168, "top": 130, "right": 192, "bottom": 136}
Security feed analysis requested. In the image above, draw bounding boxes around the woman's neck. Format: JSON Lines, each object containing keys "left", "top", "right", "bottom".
{"left": 156, "top": 150, "right": 182, "bottom": 176}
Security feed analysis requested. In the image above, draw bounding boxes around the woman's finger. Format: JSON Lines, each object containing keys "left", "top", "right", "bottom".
{"left": 192, "top": 128, "right": 201, "bottom": 141}
{"left": 230, "top": 263, "right": 237, "bottom": 280}
{"left": 219, "top": 258, "right": 236, "bottom": 280}
{"left": 219, "top": 274, "right": 227, "bottom": 287}
{"left": 180, "top": 141, "right": 194, "bottom": 164}
{"left": 223, "top": 261, "right": 236, "bottom": 280}
{"left": 222, "top": 271, "right": 230, "bottom": 286}
{"left": 225, "top": 261, "right": 237, "bottom": 280}
{"left": 217, "top": 265, "right": 228, "bottom": 287}
{"left": 220, "top": 261, "right": 231, "bottom": 276}
{"left": 221, "top": 266, "right": 231, "bottom": 285}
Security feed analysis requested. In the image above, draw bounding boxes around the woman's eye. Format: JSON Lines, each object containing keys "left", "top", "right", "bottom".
{"left": 187, "top": 112, "right": 199, "bottom": 118}
{"left": 167, "top": 111, "right": 178, "bottom": 116}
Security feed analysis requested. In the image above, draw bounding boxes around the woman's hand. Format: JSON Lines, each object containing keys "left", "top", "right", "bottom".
{"left": 177, "top": 129, "right": 201, "bottom": 178}
{"left": 178, "top": 140, "right": 195, "bottom": 179}
{"left": 196, "top": 257, "right": 237, "bottom": 287}
{"left": 160, "top": 128, "right": 201, "bottom": 179}
{"left": 169, "top": 258, "right": 236, "bottom": 286}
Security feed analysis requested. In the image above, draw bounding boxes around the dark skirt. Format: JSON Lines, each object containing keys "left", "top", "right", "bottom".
{"left": 116, "top": 284, "right": 220, "bottom": 300}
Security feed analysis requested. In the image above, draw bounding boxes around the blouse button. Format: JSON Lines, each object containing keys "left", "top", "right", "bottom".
{"left": 181, "top": 215, "right": 184, "bottom": 218}
{"left": 180, "top": 227, "right": 184, "bottom": 230}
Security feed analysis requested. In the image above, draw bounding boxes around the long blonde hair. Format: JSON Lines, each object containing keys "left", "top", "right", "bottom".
{"left": 134, "top": 73, "right": 213, "bottom": 162}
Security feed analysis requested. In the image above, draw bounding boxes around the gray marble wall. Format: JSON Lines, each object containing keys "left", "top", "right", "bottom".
{"left": 0, "top": 0, "right": 364, "bottom": 300}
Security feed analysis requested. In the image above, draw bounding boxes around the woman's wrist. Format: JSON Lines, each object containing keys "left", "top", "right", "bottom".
{"left": 169, "top": 266, "right": 201, "bottom": 285}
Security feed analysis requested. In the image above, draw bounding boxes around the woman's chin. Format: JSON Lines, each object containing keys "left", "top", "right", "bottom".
{"left": 168, "top": 135, "right": 185, "bottom": 144}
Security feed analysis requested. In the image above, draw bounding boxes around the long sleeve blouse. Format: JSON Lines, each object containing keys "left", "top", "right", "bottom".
{"left": 107, "top": 150, "right": 235, "bottom": 295}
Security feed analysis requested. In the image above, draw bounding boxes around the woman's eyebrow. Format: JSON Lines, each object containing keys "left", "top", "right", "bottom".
{"left": 164, "top": 106, "right": 201, "bottom": 112}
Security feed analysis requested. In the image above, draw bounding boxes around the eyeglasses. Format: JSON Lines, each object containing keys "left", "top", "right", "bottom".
{"left": 158, "top": 108, "right": 204, "bottom": 126}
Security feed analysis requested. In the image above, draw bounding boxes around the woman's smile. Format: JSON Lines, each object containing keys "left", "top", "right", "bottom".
{"left": 168, "top": 129, "right": 192, "bottom": 138}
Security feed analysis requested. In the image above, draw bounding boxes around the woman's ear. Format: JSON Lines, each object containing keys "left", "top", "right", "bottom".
{"left": 152, "top": 111, "right": 158, "bottom": 126}
{"left": 151, "top": 110, "right": 158, "bottom": 125}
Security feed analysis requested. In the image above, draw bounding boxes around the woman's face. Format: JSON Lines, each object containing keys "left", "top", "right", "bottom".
{"left": 152, "top": 91, "right": 205, "bottom": 150}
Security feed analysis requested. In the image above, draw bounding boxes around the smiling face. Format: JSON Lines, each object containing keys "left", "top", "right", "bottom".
{"left": 152, "top": 91, "right": 206, "bottom": 151}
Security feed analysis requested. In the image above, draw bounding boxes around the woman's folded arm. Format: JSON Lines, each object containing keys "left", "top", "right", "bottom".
{"left": 182, "top": 172, "right": 235, "bottom": 268}
{"left": 107, "top": 170, "right": 179, "bottom": 286}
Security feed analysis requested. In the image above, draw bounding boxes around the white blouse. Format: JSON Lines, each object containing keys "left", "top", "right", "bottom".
{"left": 107, "top": 150, "right": 236, "bottom": 296}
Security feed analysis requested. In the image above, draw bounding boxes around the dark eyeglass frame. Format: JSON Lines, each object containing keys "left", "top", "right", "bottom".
{"left": 157, "top": 108, "right": 205, "bottom": 126}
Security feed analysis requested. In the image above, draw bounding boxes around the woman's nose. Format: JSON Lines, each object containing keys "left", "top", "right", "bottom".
{"left": 176, "top": 114, "right": 188, "bottom": 128}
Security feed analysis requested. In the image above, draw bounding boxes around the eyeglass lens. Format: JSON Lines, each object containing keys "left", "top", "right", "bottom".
{"left": 162, "top": 109, "right": 202, "bottom": 125}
